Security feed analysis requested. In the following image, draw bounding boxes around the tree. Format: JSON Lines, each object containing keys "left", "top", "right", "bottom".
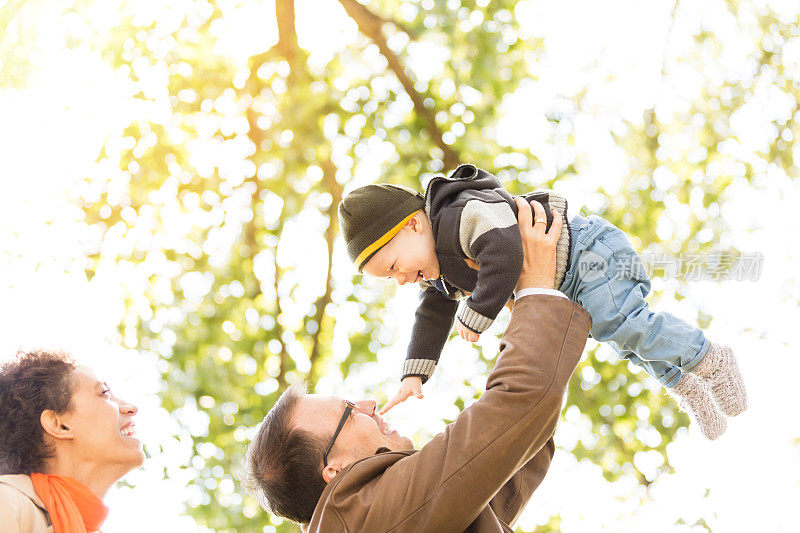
{"left": 75, "top": 0, "right": 799, "bottom": 530}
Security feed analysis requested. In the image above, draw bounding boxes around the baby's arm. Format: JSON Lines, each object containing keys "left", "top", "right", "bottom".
{"left": 455, "top": 200, "right": 524, "bottom": 340}
{"left": 381, "top": 287, "right": 458, "bottom": 414}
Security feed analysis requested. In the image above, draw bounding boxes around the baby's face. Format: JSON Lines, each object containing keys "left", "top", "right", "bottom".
{"left": 362, "top": 212, "right": 440, "bottom": 285}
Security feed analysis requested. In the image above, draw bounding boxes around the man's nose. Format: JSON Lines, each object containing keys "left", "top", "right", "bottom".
{"left": 394, "top": 272, "right": 407, "bottom": 286}
{"left": 117, "top": 399, "right": 138, "bottom": 416}
{"left": 354, "top": 400, "right": 377, "bottom": 416}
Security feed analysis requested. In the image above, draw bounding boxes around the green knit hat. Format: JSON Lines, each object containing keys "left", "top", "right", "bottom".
{"left": 338, "top": 183, "right": 425, "bottom": 271}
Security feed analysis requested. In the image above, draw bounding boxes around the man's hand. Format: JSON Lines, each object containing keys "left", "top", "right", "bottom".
{"left": 456, "top": 320, "right": 480, "bottom": 342}
{"left": 514, "top": 198, "right": 563, "bottom": 292}
{"left": 380, "top": 376, "right": 424, "bottom": 415}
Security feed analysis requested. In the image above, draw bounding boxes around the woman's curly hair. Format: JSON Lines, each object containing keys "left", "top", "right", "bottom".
{"left": 0, "top": 348, "right": 76, "bottom": 475}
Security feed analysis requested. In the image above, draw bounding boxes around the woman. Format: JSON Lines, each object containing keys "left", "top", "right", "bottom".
{"left": 0, "top": 348, "right": 143, "bottom": 533}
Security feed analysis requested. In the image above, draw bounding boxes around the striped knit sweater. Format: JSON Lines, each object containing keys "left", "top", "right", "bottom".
{"left": 402, "top": 164, "right": 572, "bottom": 383}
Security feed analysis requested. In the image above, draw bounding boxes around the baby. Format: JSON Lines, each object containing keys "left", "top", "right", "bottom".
{"left": 338, "top": 164, "right": 747, "bottom": 439}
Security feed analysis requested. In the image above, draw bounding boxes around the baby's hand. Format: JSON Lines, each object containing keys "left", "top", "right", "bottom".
{"left": 456, "top": 320, "right": 480, "bottom": 342}
{"left": 379, "top": 376, "right": 424, "bottom": 415}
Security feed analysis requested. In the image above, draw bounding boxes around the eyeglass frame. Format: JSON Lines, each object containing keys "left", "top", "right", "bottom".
{"left": 322, "top": 400, "right": 357, "bottom": 467}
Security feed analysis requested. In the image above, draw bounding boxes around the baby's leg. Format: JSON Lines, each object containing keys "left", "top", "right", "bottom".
{"left": 571, "top": 221, "right": 709, "bottom": 380}
{"left": 618, "top": 351, "right": 682, "bottom": 388}
{"left": 570, "top": 217, "right": 746, "bottom": 418}
{"left": 580, "top": 278, "right": 709, "bottom": 377}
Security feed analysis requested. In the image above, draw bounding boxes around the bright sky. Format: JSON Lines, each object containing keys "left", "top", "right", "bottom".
{"left": 1, "top": 0, "right": 799, "bottom": 531}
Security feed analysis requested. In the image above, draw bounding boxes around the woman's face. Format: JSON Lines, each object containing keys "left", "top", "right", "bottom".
{"left": 60, "top": 366, "right": 144, "bottom": 472}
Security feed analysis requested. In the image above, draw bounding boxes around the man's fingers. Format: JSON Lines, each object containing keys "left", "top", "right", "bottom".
{"left": 514, "top": 197, "right": 532, "bottom": 229}
{"left": 530, "top": 200, "right": 546, "bottom": 231}
{"left": 517, "top": 197, "right": 562, "bottom": 236}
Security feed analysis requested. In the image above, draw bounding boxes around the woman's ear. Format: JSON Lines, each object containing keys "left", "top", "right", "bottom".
{"left": 40, "top": 410, "right": 74, "bottom": 440}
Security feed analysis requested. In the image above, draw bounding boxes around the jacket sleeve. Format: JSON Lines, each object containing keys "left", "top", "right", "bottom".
{"left": 402, "top": 285, "right": 459, "bottom": 384}
{"left": 489, "top": 437, "right": 555, "bottom": 526}
{"left": 455, "top": 199, "right": 523, "bottom": 334}
{"left": 357, "top": 295, "right": 591, "bottom": 531}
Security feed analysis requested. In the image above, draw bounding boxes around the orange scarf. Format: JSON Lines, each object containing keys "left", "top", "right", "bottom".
{"left": 30, "top": 473, "right": 109, "bottom": 533}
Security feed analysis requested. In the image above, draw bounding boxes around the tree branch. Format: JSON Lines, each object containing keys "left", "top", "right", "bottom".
{"left": 240, "top": 2, "right": 302, "bottom": 392}
{"left": 337, "top": 0, "right": 460, "bottom": 169}
{"left": 370, "top": 9, "right": 417, "bottom": 40}
{"left": 246, "top": 0, "right": 341, "bottom": 386}
{"left": 275, "top": 0, "right": 299, "bottom": 62}
{"left": 308, "top": 155, "right": 343, "bottom": 381}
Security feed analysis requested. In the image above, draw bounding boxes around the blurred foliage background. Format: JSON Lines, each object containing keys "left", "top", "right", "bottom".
{"left": 2, "top": 0, "right": 799, "bottom": 531}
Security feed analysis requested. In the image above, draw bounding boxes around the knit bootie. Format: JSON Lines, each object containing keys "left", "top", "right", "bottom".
{"left": 691, "top": 344, "right": 747, "bottom": 417}
{"left": 668, "top": 373, "right": 727, "bottom": 440}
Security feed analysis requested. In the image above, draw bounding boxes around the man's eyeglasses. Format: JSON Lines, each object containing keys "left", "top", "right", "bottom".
{"left": 323, "top": 400, "right": 357, "bottom": 467}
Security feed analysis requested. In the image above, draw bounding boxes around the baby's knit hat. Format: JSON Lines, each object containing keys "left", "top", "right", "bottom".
{"left": 338, "top": 183, "right": 425, "bottom": 271}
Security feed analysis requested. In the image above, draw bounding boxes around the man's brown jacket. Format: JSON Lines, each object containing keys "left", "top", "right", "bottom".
{"left": 308, "top": 294, "right": 591, "bottom": 532}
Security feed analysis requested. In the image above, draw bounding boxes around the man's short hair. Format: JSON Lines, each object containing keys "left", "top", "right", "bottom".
{"left": 245, "top": 382, "right": 329, "bottom": 525}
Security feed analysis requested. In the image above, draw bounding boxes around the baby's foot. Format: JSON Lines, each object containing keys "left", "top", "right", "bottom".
{"left": 692, "top": 344, "right": 747, "bottom": 417}
{"left": 668, "top": 373, "right": 727, "bottom": 440}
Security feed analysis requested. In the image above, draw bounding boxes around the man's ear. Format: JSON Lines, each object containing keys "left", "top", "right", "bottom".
{"left": 322, "top": 462, "right": 341, "bottom": 484}
{"left": 40, "top": 410, "right": 74, "bottom": 441}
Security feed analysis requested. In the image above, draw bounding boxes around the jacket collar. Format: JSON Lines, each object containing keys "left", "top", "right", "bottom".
{"left": 0, "top": 474, "right": 48, "bottom": 512}
{"left": 310, "top": 449, "right": 417, "bottom": 527}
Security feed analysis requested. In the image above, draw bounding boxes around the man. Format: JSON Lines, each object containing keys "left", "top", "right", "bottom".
{"left": 245, "top": 198, "right": 592, "bottom": 531}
